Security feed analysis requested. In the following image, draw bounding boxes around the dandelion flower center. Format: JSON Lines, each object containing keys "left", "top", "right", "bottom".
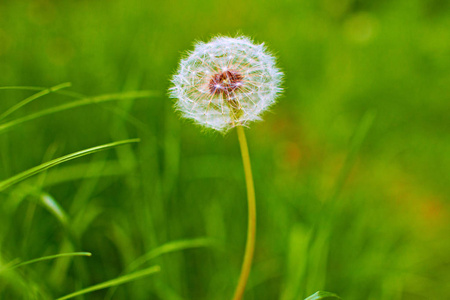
{"left": 209, "top": 70, "right": 244, "bottom": 96}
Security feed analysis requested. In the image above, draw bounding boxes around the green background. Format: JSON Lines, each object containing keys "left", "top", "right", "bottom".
{"left": 0, "top": 0, "right": 449, "bottom": 299}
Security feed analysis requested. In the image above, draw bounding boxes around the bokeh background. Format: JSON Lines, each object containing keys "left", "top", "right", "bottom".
{"left": 0, "top": 0, "right": 449, "bottom": 299}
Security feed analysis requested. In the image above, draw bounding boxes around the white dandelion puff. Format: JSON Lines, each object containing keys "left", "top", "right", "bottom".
{"left": 170, "top": 36, "right": 283, "bottom": 132}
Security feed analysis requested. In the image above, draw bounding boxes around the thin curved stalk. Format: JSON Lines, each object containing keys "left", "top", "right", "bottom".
{"left": 232, "top": 126, "right": 256, "bottom": 300}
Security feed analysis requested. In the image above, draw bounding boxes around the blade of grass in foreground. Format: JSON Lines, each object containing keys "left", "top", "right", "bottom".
{"left": 0, "top": 85, "right": 84, "bottom": 98}
{"left": 0, "top": 252, "right": 91, "bottom": 273}
{"left": 304, "top": 291, "right": 341, "bottom": 300}
{"left": 56, "top": 265, "right": 161, "bottom": 300}
{"left": 0, "top": 139, "right": 140, "bottom": 192}
{"left": 104, "top": 237, "right": 213, "bottom": 300}
{"left": 0, "top": 82, "right": 72, "bottom": 121}
{"left": 0, "top": 90, "right": 157, "bottom": 134}
{"left": 127, "top": 237, "right": 213, "bottom": 272}
{"left": 40, "top": 193, "right": 69, "bottom": 226}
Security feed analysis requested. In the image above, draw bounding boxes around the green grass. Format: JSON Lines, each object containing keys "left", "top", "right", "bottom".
{"left": 0, "top": 138, "right": 140, "bottom": 191}
{"left": 0, "top": 0, "right": 449, "bottom": 299}
{"left": 56, "top": 265, "right": 161, "bottom": 300}
{"left": 0, "top": 252, "right": 92, "bottom": 273}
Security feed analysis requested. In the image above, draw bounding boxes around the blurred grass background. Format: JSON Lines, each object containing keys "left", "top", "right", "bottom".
{"left": 0, "top": 0, "right": 449, "bottom": 299}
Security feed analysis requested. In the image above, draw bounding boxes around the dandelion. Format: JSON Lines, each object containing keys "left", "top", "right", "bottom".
{"left": 170, "top": 36, "right": 283, "bottom": 300}
{"left": 170, "top": 36, "right": 283, "bottom": 132}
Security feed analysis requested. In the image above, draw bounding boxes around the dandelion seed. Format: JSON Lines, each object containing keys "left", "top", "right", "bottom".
{"left": 170, "top": 36, "right": 283, "bottom": 132}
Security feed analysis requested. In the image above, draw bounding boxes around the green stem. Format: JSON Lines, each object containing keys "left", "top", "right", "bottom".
{"left": 232, "top": 126, "right": 256, "bottom": 300}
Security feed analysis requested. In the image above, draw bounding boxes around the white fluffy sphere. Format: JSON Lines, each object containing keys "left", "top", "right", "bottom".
{"left": 170, "top": 36, "right": 283, "bottom": 132}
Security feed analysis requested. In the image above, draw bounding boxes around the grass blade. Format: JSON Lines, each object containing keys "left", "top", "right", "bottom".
{"left": 104, "top": 238, "right": 212, "bottom": 300}
{"left": 0, "top": 139, "right": 140, "bottom": 192}
{"left": 304, "top": 291, "right": 341, "bottom": 300}
{"left": 56, "top": 265, "right": 161, "bottom": 300}
{"left": 40, "top": 193, "right": 69, "bottom": 226}
{"left": 0, "top": 252, "right": 91, "bottom": 273}
{"left": 329, "top": 110, "right": 377, "bottom": 201}
{"left": 127, "top": 237, "right": 213, "bottom": 272}
{"left": 0, "top": 82, "right": 72, "bottom": 121}
{"left": 0, "top": 90, "right": 157, "bottom": 134}
{"left": 0, "top": 85, "right": 84, "bottom": 98}
{"left": 305, "top": 111, "right": 377, "bottom": 296}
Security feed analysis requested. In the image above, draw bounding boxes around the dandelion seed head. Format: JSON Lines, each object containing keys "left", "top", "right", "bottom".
{"left": 170, "top": 36, "right": 283, "bottom": 132}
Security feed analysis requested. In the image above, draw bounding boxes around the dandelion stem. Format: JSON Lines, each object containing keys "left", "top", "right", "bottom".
{"left": 232, "top": 126, "right": 256, "bottom": 300}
